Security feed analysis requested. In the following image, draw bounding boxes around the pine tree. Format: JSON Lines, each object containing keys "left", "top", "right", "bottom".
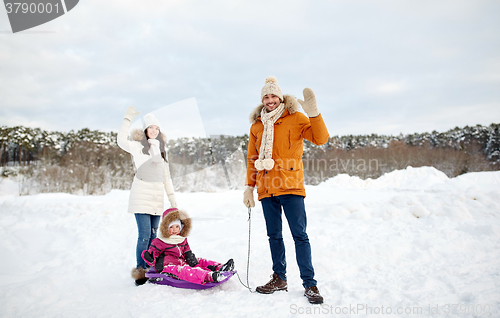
{"left": 486, "top": 124, "right": 500, "bottom": 162}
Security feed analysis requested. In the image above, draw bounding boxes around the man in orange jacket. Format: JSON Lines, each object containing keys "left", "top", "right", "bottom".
{"left": 243, "top": 76, "right": 329, "bottom": 304}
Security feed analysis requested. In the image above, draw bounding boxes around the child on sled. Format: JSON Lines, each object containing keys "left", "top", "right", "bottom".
{"left": 142, "top": 208, "right": 234, "bottom": 285}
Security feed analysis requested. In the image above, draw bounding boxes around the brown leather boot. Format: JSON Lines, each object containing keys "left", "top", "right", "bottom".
{"left": 304, "top": 286, "right": 324, "bottom": 304}
{"left": 131, "top": 267, "right": 148, "bottom": 286}
{"left": 256, "top": 273, "right": 287, "bottom": 294}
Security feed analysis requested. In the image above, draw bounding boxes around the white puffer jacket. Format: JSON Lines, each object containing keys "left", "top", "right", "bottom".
{"left": 117, "top": 118, "right": 177, "bottom": 215}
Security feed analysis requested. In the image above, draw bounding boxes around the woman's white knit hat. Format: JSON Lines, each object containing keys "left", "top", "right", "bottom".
{"left": 260, "top": 76, "right": 283, "bottom": 102}
{"left": 143, "top": 113, "right": 161, "bottom": 130}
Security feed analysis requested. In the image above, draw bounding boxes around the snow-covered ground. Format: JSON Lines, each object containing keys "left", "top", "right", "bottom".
{"left": 0, "top": 166, "right": 499, "bottom": 318}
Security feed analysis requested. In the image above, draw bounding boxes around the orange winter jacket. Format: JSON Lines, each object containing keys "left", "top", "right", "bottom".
{"left": 245, "top": 95, "right": 329, "bottom": 200}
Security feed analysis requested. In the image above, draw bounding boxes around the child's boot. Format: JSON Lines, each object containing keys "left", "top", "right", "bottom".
{"left": 211, "top": 271, "right": 222, "bottom": 283}
{"left": 220, "top": 259, "right": 234, "bottom": 272}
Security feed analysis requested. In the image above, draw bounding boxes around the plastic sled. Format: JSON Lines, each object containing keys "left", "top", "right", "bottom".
{"left": 146, "top": 268, "right": 236, "bottom": 290}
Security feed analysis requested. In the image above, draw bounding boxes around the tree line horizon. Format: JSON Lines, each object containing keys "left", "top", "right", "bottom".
{"left": 0, "top": 123, "right": 498, "bottom": 195}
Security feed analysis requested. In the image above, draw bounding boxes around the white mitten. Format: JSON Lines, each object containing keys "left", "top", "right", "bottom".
{"left": 148, "top": 139, "right": 160, "bottom": 147}
{"left": 148, "top": 139, "right": 162, "bottom": 162}
{"left": 297, "top": 88, "right": 319, "bottom": 118}
{"left": 168, "top": 193, "right": 177, "bottom": 208}
{"left": 124, "top": 106, "right": 141, "bottom": 121}
{"left": 243, "top": 186, "right": 255, "bottom": 208}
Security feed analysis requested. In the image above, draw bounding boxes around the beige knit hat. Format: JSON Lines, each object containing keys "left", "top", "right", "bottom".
{"left": 260, "top": 76, "right": 283, "bottom": 102}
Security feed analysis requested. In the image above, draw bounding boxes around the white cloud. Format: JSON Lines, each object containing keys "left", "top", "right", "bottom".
{"left": 0, "top": 0, "right": 499, "bottom": 137}
{"left": 366, "top": 80, "right": 408, "bottom": 96}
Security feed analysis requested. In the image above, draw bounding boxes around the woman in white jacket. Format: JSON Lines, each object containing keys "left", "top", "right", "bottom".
{"left": 117, "top": 106, "right": 177, "bottom": 285}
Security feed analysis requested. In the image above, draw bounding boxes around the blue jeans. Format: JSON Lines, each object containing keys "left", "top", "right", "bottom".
{"left": 134, "top": 213, "right": 160, "bottom": 269}
{"left": 261, "top": 194, "right": 317, "bottom": 288}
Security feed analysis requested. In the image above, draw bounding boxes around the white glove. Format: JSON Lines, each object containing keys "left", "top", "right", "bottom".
{"left": 297, "top": 88, "right": 319, "bottom": 118}
{"left": 124, "top": 106, "right": 141, "bottom": 121}
{"left": 243, "top": 186, "right": 255, "bottom": 208}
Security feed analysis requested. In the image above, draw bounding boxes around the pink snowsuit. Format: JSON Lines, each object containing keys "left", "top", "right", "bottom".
{"left": 142, "top": 236, "right": 220, "bottom": 285}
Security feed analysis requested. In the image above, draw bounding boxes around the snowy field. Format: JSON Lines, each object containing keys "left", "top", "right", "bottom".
{"left": 0, "top": 166, "right": 499, "bottom": 318}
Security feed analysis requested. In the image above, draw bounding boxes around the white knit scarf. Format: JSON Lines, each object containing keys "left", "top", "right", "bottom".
{"left": 254, "top": 103, "right": 285, "bottom": 171}
{"left": 158, "top": 234, "right": 185, "bottom": 245}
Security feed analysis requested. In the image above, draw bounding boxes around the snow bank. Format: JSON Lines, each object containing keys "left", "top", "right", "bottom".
{"left": 0, "top": 167, "right": 499, "bottom": 317}
{"left": 321, "top": 166, "right": 450, "bottom": 190}
{"left": 314, "top": 167, "right": 500, "bottom": 220}
{"left": 441, "top": 171, "right": 500, "bottom": 191}
{"left": 0, "top": 177, "right": 19, "bottom": 197}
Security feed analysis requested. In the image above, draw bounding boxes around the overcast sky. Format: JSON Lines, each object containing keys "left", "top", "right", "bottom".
{"left": 1, "top": 0, "right": 499, "bottom": 138}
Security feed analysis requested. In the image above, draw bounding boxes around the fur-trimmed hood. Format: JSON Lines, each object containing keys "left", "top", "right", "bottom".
{"left": 159, "top": 208, "right": 192, "bottom": 239}
{"left": 249, "top": 94, "right": 299, "bottom": 124}
{"left": 130, "top": 128, "right": 167, "bottom": 143}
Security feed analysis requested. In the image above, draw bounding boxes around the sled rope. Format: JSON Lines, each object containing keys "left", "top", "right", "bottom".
{"left": 236, "top": 207, "right": 255, "bottom": 292}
